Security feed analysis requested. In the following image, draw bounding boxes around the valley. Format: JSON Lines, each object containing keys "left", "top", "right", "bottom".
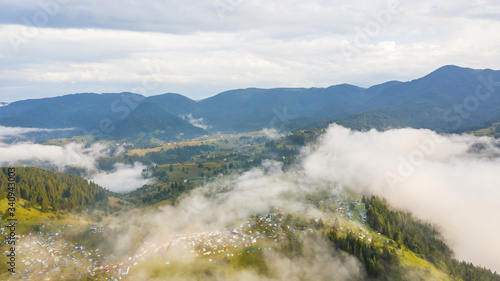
{"left": 1, "top": 128, "right": 499, "bottom": 280}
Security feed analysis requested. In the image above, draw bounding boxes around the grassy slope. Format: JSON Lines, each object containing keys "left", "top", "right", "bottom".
{"left": 470, "top": 122, "right": 500, "bottom": 138}
{"left": 127, "top": 131, "right": 266, "bottom": 156}
{"left": 0, "top": 194, "right": 462, "bottom": 280}
{"left": 319, "top": 191, "right": 456, "bottom": 280}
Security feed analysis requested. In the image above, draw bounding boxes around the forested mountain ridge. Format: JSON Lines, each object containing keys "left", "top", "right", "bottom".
{"left": 0, "top": 167, "right": 108, "bottom": 212}
{"left": 113, "top": 102, "right": 206, "bottom": 138}
{"left": 325, "top": 196, "right": 500, "bottom": 280}
{"left": 363, "top": 196, "right": 500, "bottom": 281}
{"left": 1, "top": 65, "right": 499, "bottom": 136}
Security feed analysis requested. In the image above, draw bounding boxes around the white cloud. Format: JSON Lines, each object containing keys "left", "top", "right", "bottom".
{"left": 0, "top": 125, "right": 74, "bottom": 141}
{"left": 181, "top": 114, "right": 209, "bottom": 130}
{"left": 0, "top": 140, "right": 109, "bottom": 171}
{"left": 107, "top": 157, "right": 365, "bottom": 279}
{"left": 303, "top": 124, "right": 500, "bottom": 272}
{"left": 262, "top": 128, "right": 288, "bottom": 140}
{"left": 0, "top": 1, "right": 499, "bottom": 101}
{"left": 90, "top": 162, "right": 154, "bottom": 193}
{"left": 0, "top": 126, "right": 155, "bottom": 192}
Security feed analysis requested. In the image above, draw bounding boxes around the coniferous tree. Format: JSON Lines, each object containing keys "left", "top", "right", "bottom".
{"left": 41, "top": 201, "right": 50, "bottom": 213}
{"left": 0, "top": 167, "right": 108, "bottom": 211}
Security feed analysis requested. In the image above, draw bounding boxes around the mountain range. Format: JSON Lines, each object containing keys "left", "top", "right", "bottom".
{"left": 1, "top": 65, "right": 499, "bottom": 139}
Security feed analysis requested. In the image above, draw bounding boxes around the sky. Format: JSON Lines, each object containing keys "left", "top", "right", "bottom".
{"left": 0, "top": 0, "right": 499, "bottom": 102}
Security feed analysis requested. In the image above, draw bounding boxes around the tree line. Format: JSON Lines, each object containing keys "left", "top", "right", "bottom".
{"left": 365, "top": 195, "right": 500, "bottom": 281}
{"left": 0, "top": 167, "right": 108, "bottom": 213}
{"left": 327, "top": 229, "right": 399, "bottom": 279}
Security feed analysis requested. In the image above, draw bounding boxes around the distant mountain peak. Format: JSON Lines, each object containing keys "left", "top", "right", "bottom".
{"left": 427, "top": 65, "right": 475, "bottom": 76}
{"left": 436, "top": 64, "right": 464, "bottom": 70}
{"left": 112, "top": 101, "right": 206, "bottom": 138}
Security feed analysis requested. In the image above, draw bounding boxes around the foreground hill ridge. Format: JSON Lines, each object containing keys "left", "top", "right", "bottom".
{"left": 1, "top": 169, "right": 499, "bottom": 280}
{"left": 1, "top": 65, "right": 499, "bottom": 136}
{"left": 0, "top": 167, "right": 108, "bottom": 211}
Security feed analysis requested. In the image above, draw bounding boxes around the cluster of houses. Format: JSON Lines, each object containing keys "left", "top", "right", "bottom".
{"left": 5, "top": 195, "right": 382, "bottom": 279}
{"left": 5, "top": 213, "right": 301, "bottom": 280}
{"left": 5, "top": 224, "right": 128, "bottom": 280}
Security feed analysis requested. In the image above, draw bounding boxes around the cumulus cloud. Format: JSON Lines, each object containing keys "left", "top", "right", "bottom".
{"left": 1, "top": 1, "right": 500, "bottom": 101}
{"left": 303, "top": 124, "right": 500, "bottom": 272}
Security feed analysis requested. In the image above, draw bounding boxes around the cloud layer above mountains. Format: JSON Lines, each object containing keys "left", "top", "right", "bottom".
{"left": 1, "top": 0, "right": 499, "bottom": 101}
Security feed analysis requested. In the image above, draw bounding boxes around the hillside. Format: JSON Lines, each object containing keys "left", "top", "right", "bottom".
{"left": 2, "top": 184, "right": 498, "bottom": 280}
{"left": 337, "top": 65, "right": 500, "bottom": 131}
{"left": 145, "top": 93, "right": 200, "bottom": 116}
{"left": 113, "top": 102, "right": 206, "bottom": 139}
{"left": 196, "top": 84, "right": 366, "bottom": 132}
{"left": 0, "top": 167, "right": 109, "bottom": 211}
{"left": 0, "top": 92, "right": 145, "bottom": 129}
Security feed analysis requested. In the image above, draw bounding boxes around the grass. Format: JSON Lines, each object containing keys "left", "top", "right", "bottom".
{"left": 159, "top": 162, "right": 228, "bottom": 181}
{"left": 0, "top": 198, "right": 105, "bottom": 277}
{"left": 306, "top": 193, "right": 458, "bottom": 281}
{"left": 399, "top": 248, "right": 454, "bottom": 280}
{"left": 127, "top": 132, "right": 266, "bottom": 156}
{"left": 0, "top": 198, "right": 51, "bottom": 231}
{"left": 0, "top": 198, "right": 50, "bottom": 274}
{"left": 0, "top": 194, "right": 463, "bottom": 280}
{"left": 108, "top": 196, "right": 131, "bottom": 210}
{"left": 470, "top": 122, "right": 500, "bottom": 138}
